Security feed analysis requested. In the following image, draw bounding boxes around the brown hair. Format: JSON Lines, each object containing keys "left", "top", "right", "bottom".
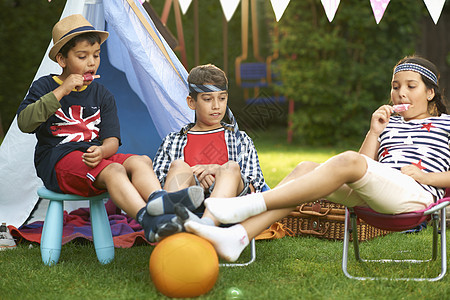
{"left": 394, "top": 56, "right": 447, "bottom": 116}
{"left": 187, "top": 64, "right": 228, "bottom": 99}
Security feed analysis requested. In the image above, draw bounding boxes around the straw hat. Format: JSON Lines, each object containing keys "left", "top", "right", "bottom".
{"left": 49, "top": 14, "right": 109, "bottom": 62}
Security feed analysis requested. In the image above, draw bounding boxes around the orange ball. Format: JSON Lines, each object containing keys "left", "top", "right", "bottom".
{"left": 149, "top": 233, "right": 219, "bottom": 298}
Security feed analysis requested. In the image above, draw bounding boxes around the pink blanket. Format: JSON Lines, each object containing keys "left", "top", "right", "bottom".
{"left": 9, "top": 200, "right": 155, "bottom": 248}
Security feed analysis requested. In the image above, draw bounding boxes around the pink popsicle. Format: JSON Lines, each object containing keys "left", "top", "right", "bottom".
{"left": 83, "top": 73, "right": 100, "bottom": 81}
{"left": 393, "top": 104, "right": 410, "bottom": 112}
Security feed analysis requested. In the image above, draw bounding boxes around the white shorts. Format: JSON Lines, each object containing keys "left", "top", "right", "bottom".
{"left": 326, "top": 155, "right": 434, "bottom": 214}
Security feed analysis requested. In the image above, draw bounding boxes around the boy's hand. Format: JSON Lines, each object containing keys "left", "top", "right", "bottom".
{"left": 82, "top": 146, "right": 104, "bottom": 168}
{"left": 192, "top": 164, "right": 220, "bottom": 190}
{"left": 53, "top": 74, "right": 85, "bottom": 100}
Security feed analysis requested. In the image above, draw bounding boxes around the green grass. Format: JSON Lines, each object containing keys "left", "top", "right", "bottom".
{"left": 1, "top": 127, "right": 449, "bottom": 299}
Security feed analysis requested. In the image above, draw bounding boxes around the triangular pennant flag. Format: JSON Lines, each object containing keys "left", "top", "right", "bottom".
{"left": 178, "top": 0, "right": 192, "bottom": 15}
{"left": 423, "top": 0, "right": 445, "bottom": 24}
{"left": 370, "top": 0, "right": 390, "bottom": 24}
{"left": 270, "top": 0, "right": 291, "bottom": 22}
{"left": 321, "top": 0, "right": 341, "bottom": 22}
{"left": 219, "top": 0, "right": 241, "bottom": 22}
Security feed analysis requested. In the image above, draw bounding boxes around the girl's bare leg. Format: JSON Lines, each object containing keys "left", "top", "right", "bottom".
{"left": 205, "top": 151, "right": 367, "bottom": 224}
{"left": 185, "top": 159, "right": 322, "bottom": 261}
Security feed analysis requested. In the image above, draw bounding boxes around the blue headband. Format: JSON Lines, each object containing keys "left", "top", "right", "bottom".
{"left": 189, "top": 83, "right": 228, "bottom": 94}
{"left": 394, "top": 63, "right": 438, "bottom": 85}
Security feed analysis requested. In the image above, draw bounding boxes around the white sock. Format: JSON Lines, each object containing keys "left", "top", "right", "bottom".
{"left": 185, "top": 221, "right": 249, "bottom": 262}
{"left": 204, "top": 193, "right": 267, "bottom": 224}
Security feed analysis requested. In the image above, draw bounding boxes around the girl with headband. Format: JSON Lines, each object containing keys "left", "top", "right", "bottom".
{"left": 177, "top": 56, "right": 449, "bottom": 262}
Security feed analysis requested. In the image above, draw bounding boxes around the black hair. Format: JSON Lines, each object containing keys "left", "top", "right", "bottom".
{"left": 59, "top": 32, "right": 102, "bottom": 58}
{"left": 394, "top": 55, "right": 447, "bottom": 116}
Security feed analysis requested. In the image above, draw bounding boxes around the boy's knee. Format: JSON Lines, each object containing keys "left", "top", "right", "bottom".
{"left": 169, "top": 159, "right": 191, "bottom": 171}
{"left": 127, "top": 154, "right": 153, "bottom": 167}
{"left": 101, "top": 162, "right": 127, "bottom": 178}
{"left": 219, "top": 161, "right": 240, "bottom": 174}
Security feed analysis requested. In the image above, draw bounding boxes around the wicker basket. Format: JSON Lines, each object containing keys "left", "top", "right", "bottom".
{"left": 279, "top": 200, "right": 391, "bottom": 241}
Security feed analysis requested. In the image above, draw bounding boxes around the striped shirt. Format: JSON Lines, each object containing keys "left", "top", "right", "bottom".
{"left": 378, "top": 114, "right": 450, "bottom": 199}
{"left": 153, "top": 123, "right": 265, "bottom": 192}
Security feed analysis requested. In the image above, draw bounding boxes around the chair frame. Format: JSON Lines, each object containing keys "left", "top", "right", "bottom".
{"left": 219, "top": 238, "right": 256, "bottom": 267}
{"left": 342, "top": 201, "right": 448, "bottom": 281}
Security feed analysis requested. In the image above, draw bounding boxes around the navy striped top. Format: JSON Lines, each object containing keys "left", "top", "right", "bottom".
{"left": 378, "top": 114, "right": 450, "bottom": 199}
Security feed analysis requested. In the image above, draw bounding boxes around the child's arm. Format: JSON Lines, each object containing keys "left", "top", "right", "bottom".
{"left": 18, "top": 92, "right": 61, "bottom": 133}
{"left": 359, "top": 105, "right": 392, "bottom": 160}
{"left": 237, "top": 132, "right": 265, "bottom": 192}
{"left": 401, "top": 166, "right": 450, "bottom": 189}
{"left": 82, "top": 137, "right": 119, "bottom": 168}
{"left": 18, "top": 74, "right": 86, "bottom": 133}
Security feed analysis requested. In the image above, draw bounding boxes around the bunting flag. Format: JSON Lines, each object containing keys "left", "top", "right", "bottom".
{"left": 178, "top": 0, "right": 192, "bottom": 15}
{"left": 220, "top": 0, "right": 241, "bottom": 22}
{"left": 370, "top": 0, "right": 390, "bottom": 24}
{"left": 423, "top": 0, "right": 446, "bottom": 24}
{"left": 321, "top": 0, "right": 341, "bottom": 22}
{"left": 270, "top": 0, "right": 291, "bottom": 22}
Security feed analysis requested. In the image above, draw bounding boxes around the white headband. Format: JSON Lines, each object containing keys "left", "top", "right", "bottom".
{"left": 394, "top": 63, "right": 438, "bottom": 85}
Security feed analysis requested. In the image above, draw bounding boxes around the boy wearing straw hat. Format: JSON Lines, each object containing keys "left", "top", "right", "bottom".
{"left": 16, "top": 14, "right": 204, "bottom": 243}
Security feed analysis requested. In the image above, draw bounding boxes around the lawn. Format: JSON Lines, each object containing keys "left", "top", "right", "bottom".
{"left": 0, "top": 127, "right": 448, "bottom": 299}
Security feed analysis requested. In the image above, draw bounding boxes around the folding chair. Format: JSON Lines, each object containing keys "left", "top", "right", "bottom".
{"left": 342, "top": 197, "right": 449, "bottom": 281}
{"left": 219, "top": 184, "right": 271, "bottom": 267}
{"left": 219, "top": 238, "right": 256, "bottom": 267}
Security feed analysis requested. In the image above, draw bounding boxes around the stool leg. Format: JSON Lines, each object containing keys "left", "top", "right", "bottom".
{"left": 90, "top": 200, "right": 114, "bottom": 264}
{"left": 40, "top": 200, "right": 63, "bottom": 266}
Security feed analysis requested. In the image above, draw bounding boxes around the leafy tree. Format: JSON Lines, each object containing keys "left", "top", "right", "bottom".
{"left": 274, "top": 0, "right": 423, "bottom": 147}
{"left": 0, "top": 0, "right": 64, "bottom": 135}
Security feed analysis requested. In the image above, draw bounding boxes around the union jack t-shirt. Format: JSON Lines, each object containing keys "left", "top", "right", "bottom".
{"left": 378, "top": 114, "right": 450, "bottom": 199}
{"left": 17, "top": 75, "right": 120, "bottom": 192}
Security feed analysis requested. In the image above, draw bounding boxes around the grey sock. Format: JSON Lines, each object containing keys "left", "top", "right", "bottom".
{"left": 174, "top": 203, "right": 215, "bottom": 226}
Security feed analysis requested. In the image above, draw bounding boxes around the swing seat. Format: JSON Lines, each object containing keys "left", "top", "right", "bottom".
{"left": 239, "top": 62, "right": 285, "bottom": 104}
{"left": 342, "top": 197, "right": 450, "bottom": 281}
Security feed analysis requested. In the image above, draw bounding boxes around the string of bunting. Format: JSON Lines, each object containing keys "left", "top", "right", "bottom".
{"left": 170, "top": 0, "right": 446, "bottom": 25}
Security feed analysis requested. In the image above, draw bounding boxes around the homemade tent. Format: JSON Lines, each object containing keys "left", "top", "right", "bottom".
{"left": 0, "top": 0, "right": 193, "bottom": 228}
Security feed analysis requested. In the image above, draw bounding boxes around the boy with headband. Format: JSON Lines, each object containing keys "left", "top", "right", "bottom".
{"left": 149, "top": 64, "right": 265, "bottom": 240}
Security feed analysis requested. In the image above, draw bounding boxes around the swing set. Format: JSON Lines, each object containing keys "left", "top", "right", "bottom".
{"left": 234, "top": 0, "right": 294, "bottom": 142}
{"left": 151, "top": 0, "right": 294, "bottom": 142}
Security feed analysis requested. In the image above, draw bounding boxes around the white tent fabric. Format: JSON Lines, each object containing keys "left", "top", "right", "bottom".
{"left": 0, "top": 0, "right": 192, "bottom": 228}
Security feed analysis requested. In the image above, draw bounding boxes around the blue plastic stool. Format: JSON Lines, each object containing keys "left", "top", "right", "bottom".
{"left": 37, "top": 187, "right": 114, "bottom": 266}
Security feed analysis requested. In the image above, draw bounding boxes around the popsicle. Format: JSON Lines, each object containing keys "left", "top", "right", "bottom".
{"left": 393, "top": 104, "right": 410, "bottom": 112}
{"left": 83, "top": 73, "right": 100, "bottom": 81}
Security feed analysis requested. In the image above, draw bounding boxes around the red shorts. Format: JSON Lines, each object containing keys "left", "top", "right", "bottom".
{"left": 55, "top": 151, "right": 135, "bottom": 197}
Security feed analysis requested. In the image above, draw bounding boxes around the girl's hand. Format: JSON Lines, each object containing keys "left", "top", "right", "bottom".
{"left": 82, "top": 146, "right": 104, "bottom": 168}
{"left": 401, "top": 164, "right": 428, "bottom": 184}
{"left": 369, "top": 105, "right": 393, "bottom": 136}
